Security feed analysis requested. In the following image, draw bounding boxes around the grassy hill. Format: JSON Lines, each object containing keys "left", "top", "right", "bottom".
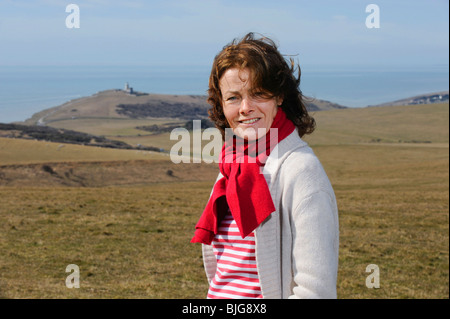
{"left": 0, "top": 122, "right": 162, "bottom": 151}
{"left": 23, "top": 90, "right": 211, "bottom": 125}
{"left": 22, "top": 89, "right": 346, "bottom": 127}
{"left": 0, "top": 101, "right": 448, "bottom": 299}
{"left": 303, "top": 102, "right": 449, "bottom": 146}
{"left": 17, "top": 89, "right": 342, "bottom": 153}
{"left": 0, "top": 137, "right": 167, "bottom": 166}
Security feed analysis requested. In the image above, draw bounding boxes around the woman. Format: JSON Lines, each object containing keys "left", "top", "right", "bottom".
{"left": 191, "top": 33, "right": 339, "bottom": 299}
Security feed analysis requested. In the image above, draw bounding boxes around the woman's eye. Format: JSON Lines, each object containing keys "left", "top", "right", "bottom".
{"left": 252, "top": 92, "right": 266, "bottom": 99}
{"left": 226, "top": 96, "right": 237, "bottom": 101}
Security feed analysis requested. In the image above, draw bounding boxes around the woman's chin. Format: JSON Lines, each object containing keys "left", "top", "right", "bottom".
{"left": 232, "top": 126, "right": 268, "bottom": 141}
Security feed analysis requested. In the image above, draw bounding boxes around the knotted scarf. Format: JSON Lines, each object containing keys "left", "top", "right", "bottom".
{"left": 191, "top": 108, "right": 295, "bottom": 245}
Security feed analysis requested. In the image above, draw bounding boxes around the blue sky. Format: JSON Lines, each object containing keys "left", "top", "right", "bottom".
{"left": 0, "top": 0, "right": 448, "bottom": 68}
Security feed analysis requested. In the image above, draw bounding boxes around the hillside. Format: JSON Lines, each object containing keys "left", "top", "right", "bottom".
{"left": 23, "top": 90, "right": 210, "bottom": 125}
{"left": 303, "top": 102, "right": 449, "bottom": 146}
{"left": 0, "top": 122, "right": 161, "bottom": 152}
{"left": 13, "top": 89, "right": 347, "bottom": 151}
{"left": 0, "top": 136, "right": 167, "bottom": 166}
{"left": 8, "top": 89, "right": 448, "bottom": 159}
{"left": 370, "top": 91, "right": 449, "bottom": 107}
{"left": 22, "top": 89, "right": 347, "bottom": 126}
{"left": 3, "top": 101, "right": 447, "bottom": 170}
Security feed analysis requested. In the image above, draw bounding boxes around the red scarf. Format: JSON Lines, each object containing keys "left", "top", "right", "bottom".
{"left": 191, "top": 108, "right": 295, "bottom": 245}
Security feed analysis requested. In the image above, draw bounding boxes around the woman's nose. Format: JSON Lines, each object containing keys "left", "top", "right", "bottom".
{"left": 239, "top": 96, "right": 254, "bottom": 115}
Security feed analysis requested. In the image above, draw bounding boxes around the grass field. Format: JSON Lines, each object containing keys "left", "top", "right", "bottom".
{"left": 0, "top": 137, "right": 168, "bottom": 166}
{"left": 0, "top": 103, "right": 448, "bottom": 299}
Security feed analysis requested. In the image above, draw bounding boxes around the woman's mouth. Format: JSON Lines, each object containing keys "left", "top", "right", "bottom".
{"left": 239, "top": 118, "right": 260, "bottom": 125}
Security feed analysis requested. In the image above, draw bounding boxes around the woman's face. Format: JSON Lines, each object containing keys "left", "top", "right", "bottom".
{"left": 220, "top": 68, "right": 282, "bottom": 141}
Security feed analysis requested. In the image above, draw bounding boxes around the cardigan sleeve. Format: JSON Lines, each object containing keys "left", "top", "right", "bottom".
{"left": 200, "top": 172, "right": 223, "bottom": 283}
{"left": 289, "top": 190, "right": 339, "bottom": 299}
{"left": 202, "top": 243, "right": 217, "bottom": 284}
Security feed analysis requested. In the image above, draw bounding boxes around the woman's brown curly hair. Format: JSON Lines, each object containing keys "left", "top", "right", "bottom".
{"left": 207, "top": 32, "right": 315, "bottom": 140}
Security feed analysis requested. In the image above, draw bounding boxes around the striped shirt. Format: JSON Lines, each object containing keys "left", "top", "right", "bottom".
{"left": 207, "top": 212, "right": 262, "bottom": 299}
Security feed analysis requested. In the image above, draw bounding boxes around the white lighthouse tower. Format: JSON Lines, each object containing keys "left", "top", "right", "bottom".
{"left": 124, "top": 82, "right": 134, "bottom": 94}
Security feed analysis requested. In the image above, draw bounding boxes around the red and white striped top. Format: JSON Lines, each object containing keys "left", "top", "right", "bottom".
{"left": 207, "top": 212, "right": 262, "bottom": 299}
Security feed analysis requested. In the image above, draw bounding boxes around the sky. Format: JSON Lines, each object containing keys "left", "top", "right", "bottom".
{"left": 0, "top": 0, "right": 448, "bottom": 68}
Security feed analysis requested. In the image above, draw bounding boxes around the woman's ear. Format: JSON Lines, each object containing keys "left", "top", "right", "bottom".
{"left": 276, "top": 95, "right": 284, "bottom": 106}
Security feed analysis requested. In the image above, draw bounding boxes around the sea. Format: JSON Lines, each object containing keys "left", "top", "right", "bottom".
{"left": 0, "top": 64, "right": 448, "bottom": 123}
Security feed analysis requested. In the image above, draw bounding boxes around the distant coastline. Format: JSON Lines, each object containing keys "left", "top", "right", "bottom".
{"left": 369, "top": 91, "right": 449, "bottom": 107}
{"left": 1, "top": 65, "right": 448, "bottom": 123}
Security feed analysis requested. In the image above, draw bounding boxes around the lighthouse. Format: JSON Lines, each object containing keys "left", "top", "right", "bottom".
{"left": 124, "top": 82, "right": 134, "bottom": 94}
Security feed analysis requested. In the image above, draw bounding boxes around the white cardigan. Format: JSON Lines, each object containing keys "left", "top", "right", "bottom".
{"left": 202, "top": 130, "right": 339, "bottom": 299}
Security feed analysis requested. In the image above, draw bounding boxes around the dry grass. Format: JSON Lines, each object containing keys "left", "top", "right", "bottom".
{"left": 0, "top": 160, "right": 218, "bottom": 188}
{"left": 46, "top": 118, "right": 181, "bottom": 138}
{"left": 0, "top": 137, "right": 167, "bottom": 166}
{"left": 0, "top": 143, "right": 447, "bottom": 299}
{"left": 304, "top": 103, "right": 449, "bottom": 145}
{"left": 315, "top": 144, "right": 449, "bottom": 298}
{"left": 0, "top": 183, "right": 212, "bottom": 298}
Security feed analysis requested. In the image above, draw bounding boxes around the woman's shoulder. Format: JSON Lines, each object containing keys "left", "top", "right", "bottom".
{"left": 282, "top": 146, "right": 327, "bottom": 182}
{"left": 277, "top": 138, "right": 334, "bottom": 195}
{"left": 265, "top": 131, "right": 326, "bottom": 179}
{"left": 278, "top": 133, "right": 324, "bottom": 173}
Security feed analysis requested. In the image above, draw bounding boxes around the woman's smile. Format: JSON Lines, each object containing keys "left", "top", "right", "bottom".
{"left": 239, "top": 117, "right": 260, "bottom": 125}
